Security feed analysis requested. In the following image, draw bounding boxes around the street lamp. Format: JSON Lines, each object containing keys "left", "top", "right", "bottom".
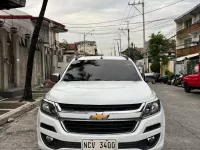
{"left": 84, "top": 29, "right": 95, "bottom": 55}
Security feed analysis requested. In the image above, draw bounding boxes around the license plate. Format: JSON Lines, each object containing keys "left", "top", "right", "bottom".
{"left": 82, "top": 139, "right": 117, "bottom": 150}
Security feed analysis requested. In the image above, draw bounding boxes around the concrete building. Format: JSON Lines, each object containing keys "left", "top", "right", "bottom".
{"left": 175, "top": 4, "right": 200, "bottom": 57}
{"left": 55, "top": 43, "right": 78, "bottom": 75}
{"left": 63, "top": 43, "right": 78, "bottom": 62}
{"left": 76, "top": 41, "right": 97, "bottom": 55}
{"left": 0, "top": 9, "right": 67, "bottom": 97}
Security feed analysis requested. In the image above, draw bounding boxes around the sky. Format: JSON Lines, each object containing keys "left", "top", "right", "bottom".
{"left": 19, "top": 0, "right": 200, "bottom": 55}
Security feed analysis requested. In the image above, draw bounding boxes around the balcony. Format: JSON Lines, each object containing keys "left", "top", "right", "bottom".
{"left": 177, "top": 21, "right": 200, "bottom": 38}
{"left": 177, "top": 45, "right": 200, "bottom": 57}
{"left": 0, "top": 0, "right": 26, "bottom": 9}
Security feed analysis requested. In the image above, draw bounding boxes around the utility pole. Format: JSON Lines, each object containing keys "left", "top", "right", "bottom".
{"left": 126, "top": 21, "right": 130, "bottom": 49}
{"left": 83, "top": 29, "right": 95, "bottom": 56}
{"left": 113, "top": 43, "right": 116, "bottom": 56}
{"left": 129, "top": 0, "right": 147, "bottom": 72}
{"left": 119, "top": 34, "right": 122, "bottom": 56}
{"left": 114, "top": 38, "right": 121, "bottom": 56}
{"left": 84, "top": 33, "right": 86, "bottom": 55}
{"left": 125, "top": 21, "right": 131, "bottom": 57}
{"left": 116, "top": 41, "right": 120, "bottom": 56}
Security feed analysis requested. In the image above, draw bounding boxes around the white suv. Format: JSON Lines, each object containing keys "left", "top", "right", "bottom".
{"left": 37, "top": 56, "right": 165, "bottom": 150}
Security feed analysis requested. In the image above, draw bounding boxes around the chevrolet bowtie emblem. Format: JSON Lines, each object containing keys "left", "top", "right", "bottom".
{"left": 91, "top": 113, "right": 109, "bottom": 120}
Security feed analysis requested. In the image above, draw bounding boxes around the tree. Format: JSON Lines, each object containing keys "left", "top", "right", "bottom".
{"left": 148, "top": 32, "right": 170, "bottom": 72}
{"left": 148, "top": 32, "right": 169, "bottom": 62}
{"left": 22, "top": 0, "right": 48, "bottom": 101}
{"left": 150, "top": 62, "right": 160, "bottom": 73}
{"left": 122, "top": 47, "right": 143, "bottom": 61}
{"left": 59, "top": 40, "right": 70, "bottom": 50}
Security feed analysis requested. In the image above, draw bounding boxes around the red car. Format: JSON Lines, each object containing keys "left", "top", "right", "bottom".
{"left": 184, "top": 62, "right": 200, "bottom": 93}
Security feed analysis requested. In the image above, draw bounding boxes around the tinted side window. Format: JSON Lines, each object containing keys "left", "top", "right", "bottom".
{"left": 193, "top": 65, "right": 199, "bottom": 74}
{"left": 63, "top": 60, "right": 141, "bottom": 81}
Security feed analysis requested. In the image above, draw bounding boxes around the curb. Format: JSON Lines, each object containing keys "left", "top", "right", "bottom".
{"left": 0, "top": 97, "right": 42, "bottom": 126}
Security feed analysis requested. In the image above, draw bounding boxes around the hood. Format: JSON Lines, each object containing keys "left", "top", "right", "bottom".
{"left": 184, "top": 74, "right": 197, "bottom": 81}
{"left": 46, "top": 81, "right": 156, "bottom": 105}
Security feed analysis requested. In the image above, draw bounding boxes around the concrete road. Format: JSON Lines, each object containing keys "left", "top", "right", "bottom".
{"left": 149, "top": 84, "right": 200, "bottom": 150}
{"left": 0, "top": 84, "right": 200, "bottom": 150}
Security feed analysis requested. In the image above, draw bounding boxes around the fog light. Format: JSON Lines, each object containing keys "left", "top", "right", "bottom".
{"left": 46, "top": 136, "right": 54, "bottom": 143}
{"left": 147, "top": 136, "right": 155, "bottom": 146}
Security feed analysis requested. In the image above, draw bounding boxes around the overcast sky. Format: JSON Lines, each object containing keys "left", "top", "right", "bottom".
{"left": 19, "top": 0, "right": 199, "bottom": 55}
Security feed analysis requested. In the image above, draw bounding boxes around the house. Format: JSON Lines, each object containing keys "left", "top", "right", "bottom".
{"left": 75, "top": 41, "right": 97, "bottom": 55}
{"left": 175, "top": 4, "right": 200, "bottom": 57}
{"left": 0, "top": 9, "right": 67, "bottom": 97}
{"left": 63, "top": 43, "right": 78, "bottom": 63}
{"left": 0, "top": 0, "right": 26, "bottom": 9}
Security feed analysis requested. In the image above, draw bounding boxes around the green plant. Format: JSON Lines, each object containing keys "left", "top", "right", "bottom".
{"left": 165, "top": 70, "right": 170, "bottom": 76}
{"left": 150, "top": 62, "right": 160, "bottom": 73}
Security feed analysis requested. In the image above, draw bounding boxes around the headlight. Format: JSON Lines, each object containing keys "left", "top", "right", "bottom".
{"left": 40, "top": 99, "right": 58, "bottom": 118}
{"left": 142, "top": 100, "right": 161, "bottom": 118}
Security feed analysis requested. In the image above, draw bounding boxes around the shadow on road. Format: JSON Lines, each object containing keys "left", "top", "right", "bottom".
{"left": 191, "top": 91, "right": 200, "bottom": 94}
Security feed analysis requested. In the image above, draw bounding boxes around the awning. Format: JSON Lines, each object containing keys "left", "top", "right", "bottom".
{"left": 176, "top": 53, "right": 200, "bottom": 62}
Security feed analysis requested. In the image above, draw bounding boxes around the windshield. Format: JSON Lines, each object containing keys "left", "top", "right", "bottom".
{"left": 63, "top": 60, "right": 141, "bottom": 81}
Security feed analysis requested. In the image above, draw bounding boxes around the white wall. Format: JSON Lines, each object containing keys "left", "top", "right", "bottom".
{"left": 77, "top": 42, "right": 97, "bottom": 55}
{"left": 176, "top": 13, "right": 200, "bottom": 49}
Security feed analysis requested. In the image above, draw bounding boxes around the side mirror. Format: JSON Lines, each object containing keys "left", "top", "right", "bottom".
{"left": 51, "top": 73, "right": 61, "bottom": 83}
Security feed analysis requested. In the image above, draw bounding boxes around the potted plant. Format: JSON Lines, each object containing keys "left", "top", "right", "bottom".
{"left": 25, "top": 33, "right": 30, "bottom": 39}
{"left": 0, "top": 20, "right": 4, "bottom": 28}
{"left": 10, "top": 27, "right": 17, "bottom": 34}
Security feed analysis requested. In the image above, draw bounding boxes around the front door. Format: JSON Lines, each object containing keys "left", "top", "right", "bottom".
{"left": 191, "top": 64, "right": 200, "bottom": 87}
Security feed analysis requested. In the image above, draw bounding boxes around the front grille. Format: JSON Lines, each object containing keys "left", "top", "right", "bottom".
{"left": 62, "top": 120, "right": 138, "bottom": 134}
{"left": 59, "top": 104, "right": 142, "bottom": 112}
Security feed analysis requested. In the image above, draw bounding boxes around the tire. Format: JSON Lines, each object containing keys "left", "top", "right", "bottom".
{"left": 184, "top": 83, "right": 191, "bottom": 93}
{"left": 181, "top": 81, "right": 184, "bottom": 88}
{"left": 152, "top": 80, "right": 156, "bottom": 84}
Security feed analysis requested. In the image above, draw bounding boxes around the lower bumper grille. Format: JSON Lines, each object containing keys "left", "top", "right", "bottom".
{"left": 41, "top": 133, "right": 161, "bottom": 149}
{"left": 62, "top": 120, "right": 138, "bottom": 134}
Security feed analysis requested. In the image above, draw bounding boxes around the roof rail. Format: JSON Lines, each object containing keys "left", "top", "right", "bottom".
{"left": 75, "top": 55, "right": 82, "bottom": 60}
{"left": 122, "top": 55, "right": 129, "bottom": 60}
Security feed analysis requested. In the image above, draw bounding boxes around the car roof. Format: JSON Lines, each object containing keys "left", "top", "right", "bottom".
{"left": 76, "top": 56, "right": 128, "bottom": 61}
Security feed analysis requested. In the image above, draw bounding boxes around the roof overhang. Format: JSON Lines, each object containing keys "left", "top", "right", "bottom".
{"left": 176, "top": 53, "right": 200, "bottom": 62}
{"left": 0, "top": 15, "right": 68, "bottom": 33}
{"left": 175, "top": 4, "right": 200, "bottom": 23}
{"left": 0, "top": 0, "right": 26, "bottom": 9}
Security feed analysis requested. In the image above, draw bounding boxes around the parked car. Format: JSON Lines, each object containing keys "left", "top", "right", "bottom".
{"left": 144, "top": 72, "right": 156, "bottom": 84}
{"left": 37, "top": 56, "right": 165, "bottom": 150}
{"left": 184, "top": 62, "right": 200, "bottom": 93}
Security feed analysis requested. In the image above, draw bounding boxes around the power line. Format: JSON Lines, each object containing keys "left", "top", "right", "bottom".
{"left": 69, "top": 20, "right": 175, "bottom": 36}
{"left": 119, "top": 3, "right": 129, "bottom": 29}
{"left": 66, "top": 17, "right": 175, "bottom": 29}
{"left": 62, "top": 0, "right": 184, "bottom": 25}
{"left": 68, "top": 16, "right": 176, "bottom": 34}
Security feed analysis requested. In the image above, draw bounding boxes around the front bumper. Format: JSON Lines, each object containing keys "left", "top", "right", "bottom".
{"left": 37, "top": 107, "right": 165, "bottom": 150}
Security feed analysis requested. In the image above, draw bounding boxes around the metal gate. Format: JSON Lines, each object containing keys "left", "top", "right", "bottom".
{"left": 187, "top": 59, "right": 199, "bottom": 75}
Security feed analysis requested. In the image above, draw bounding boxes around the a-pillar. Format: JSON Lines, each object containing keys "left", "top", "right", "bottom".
{"left": 12, "top": 34, "right": 20, "bottom": 87}
{"left": 0, "top": 28, "right": 8, "bottom": 90}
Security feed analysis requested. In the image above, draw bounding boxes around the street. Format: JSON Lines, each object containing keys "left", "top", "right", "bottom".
{"left": 0, "top": 84, "right": 200, "bottom": 150}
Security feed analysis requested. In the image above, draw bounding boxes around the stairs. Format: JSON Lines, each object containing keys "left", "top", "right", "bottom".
{"left": 0, "top": 87, "right": 24, "bottom": 98}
